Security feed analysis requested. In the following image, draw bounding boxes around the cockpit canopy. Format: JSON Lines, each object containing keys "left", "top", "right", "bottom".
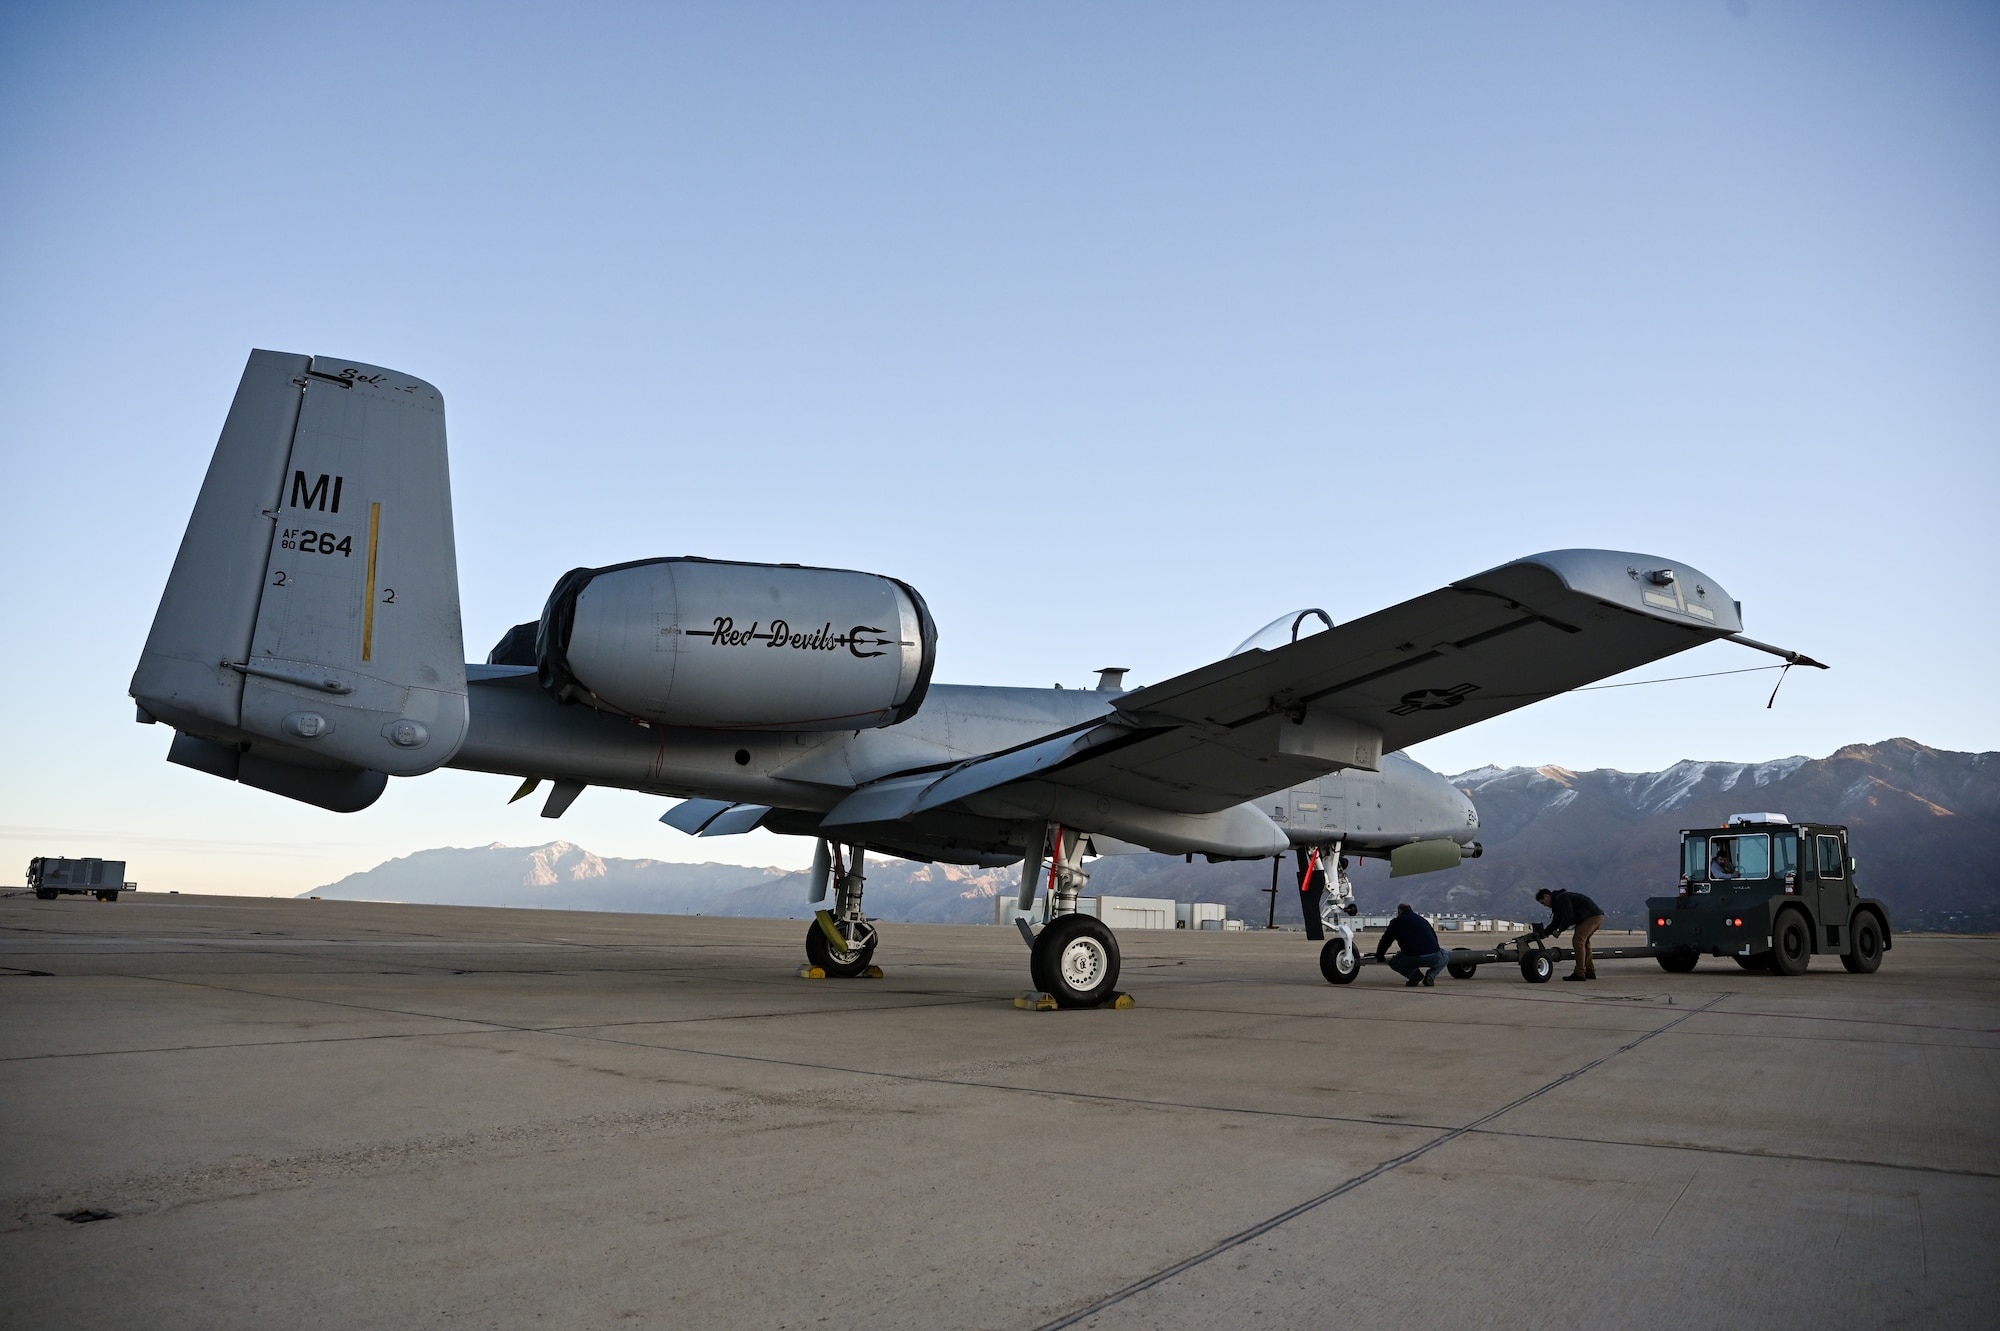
{"left": 1230, "top": 608, "right": 1334, "bottom": 657}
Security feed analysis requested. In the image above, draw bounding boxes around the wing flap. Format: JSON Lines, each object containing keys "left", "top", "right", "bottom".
{"left": 699, "top": 804, "right": 773, "bottom": 836}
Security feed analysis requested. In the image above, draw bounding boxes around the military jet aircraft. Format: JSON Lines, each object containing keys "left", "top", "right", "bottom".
{"left": 130, "top": 352, "right": 1822, "bottom": 1006}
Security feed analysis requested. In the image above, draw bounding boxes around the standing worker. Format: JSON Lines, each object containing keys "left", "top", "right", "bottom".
{"left": 1533, "top": 887, "right": 1607, "bottom": 981}
{"left": 1374, "top": 903, "right": 1449, "bottom": 987}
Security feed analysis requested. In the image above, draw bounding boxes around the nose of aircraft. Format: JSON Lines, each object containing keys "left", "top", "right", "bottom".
{"left": 1430, "top": 767, "right": 1479, "bottom": 840}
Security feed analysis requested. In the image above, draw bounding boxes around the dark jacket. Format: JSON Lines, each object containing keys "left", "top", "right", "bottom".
{"left": 1374, "top": 910, "right": 1442, "bottom": 960}
{"left": 1544, "top": 890, "right": 1605, "bottom": 934}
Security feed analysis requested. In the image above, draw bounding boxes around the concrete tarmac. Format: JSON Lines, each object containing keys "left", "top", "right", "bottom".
{"left": 2, "top": 892, "right": 1995, "bottom": 1330}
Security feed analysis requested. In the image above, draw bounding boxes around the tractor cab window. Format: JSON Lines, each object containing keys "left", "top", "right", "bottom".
{"left": 1709, "top": 833, "right": 1769, "bottom": 883}
{"left": 1773, "top": 833, "right": 1798, "bottom": 878}
{"left": 1683, "top": 834, "right": 1709, "bottom": 880}
{"left": 1816, "top": 834, "right": 1845, "bottom": 878}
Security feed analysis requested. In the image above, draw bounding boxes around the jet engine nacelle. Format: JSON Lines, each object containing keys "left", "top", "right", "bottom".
{"left": 535, "top": 557, "right": 937, "bottom": 731}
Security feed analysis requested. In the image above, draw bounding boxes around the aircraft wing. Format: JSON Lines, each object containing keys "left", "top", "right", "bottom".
{"left": 829, "top": 549, "right": 1744, "bottom": 827}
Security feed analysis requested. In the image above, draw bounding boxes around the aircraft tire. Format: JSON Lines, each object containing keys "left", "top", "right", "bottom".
{"left": 1446, "top": 959, "right": 1478, "bottom": 980}
{"left": 1769, "top": 910, "right": 1811, "bottom": 977}
{"left": 1520, "top": 950, "right": 1554, "bottom": 984}
{"left": 1319, "top": 939, "right": 1361, "bottom": 985}
{"left": 1842, "top": 912, "right": 1884, "bottom": 974}
{"left": 804, "top": 919, "right": 877, "bottom": 978}
{"left": 1656, "top": 947, "right": 1700, "bottom": 973}
{"left": 1031, "top": 914, "right": 1121, "bottom": 1007}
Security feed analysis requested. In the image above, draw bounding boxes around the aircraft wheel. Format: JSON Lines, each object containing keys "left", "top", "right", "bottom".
{"left": 805, "top": 919, "right": 877, "bottom": 978}
{"left": 1031, "top": 914, "right": 1121, "bottom": 1007}
{"left": 1446, "top": 959, "right": 1478, "bottom": 980}
{"left": 1319, "top": 939, "right": 1360, "bottom": 985}
{"left": 1732, "top": 952, "right": 1769, "bottom": 971}
{"left": 1520, "top": 950, "right": 1554, "bottom": 984}
{"left": 1656, "top": 947, "right": 1700, "bottom": 973}
{"left": 1769, "top": 910, "right": 1811, "bottom": 977}
{"left": 1842, "top": 912, "right": 1884, "bottom": 974}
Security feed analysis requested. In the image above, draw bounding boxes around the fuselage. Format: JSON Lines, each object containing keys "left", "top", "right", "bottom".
{"left": 448, "top": 674, "right": 1479, "bottom": 859}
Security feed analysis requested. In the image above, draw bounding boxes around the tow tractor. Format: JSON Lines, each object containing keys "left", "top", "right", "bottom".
{"left": 1317, "top": 815, "right": 1891, "bottom": 984}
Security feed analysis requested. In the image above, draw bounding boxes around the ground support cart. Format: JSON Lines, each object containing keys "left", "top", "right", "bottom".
{"left": 26, "top": 857, "right": 133, "bottom": 902}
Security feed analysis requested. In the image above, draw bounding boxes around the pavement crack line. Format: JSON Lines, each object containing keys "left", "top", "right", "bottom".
{"left": 1141, "top": 989, "right": 2000, "bottom": 1038}
{"left": 1031, "top": 992, "right": 1732, "bottom": 1331}
{"left": 70, "top": 977, "right": 1992, "bottom": 1189}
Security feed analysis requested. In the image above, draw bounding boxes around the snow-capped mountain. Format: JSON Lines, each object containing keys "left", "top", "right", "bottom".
{"left": 1434, "top": 739, "right": 1995, "bottom": 929}
{"left": 306, "top": 840, "right": 1024, "bottom": 923}
{"left": 305, "top": 739, "right": 1997, "bottom": 931}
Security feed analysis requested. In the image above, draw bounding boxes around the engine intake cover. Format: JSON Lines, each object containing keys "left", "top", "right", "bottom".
{"left": 536, "top": 558, "right": 936, "bottom": 731}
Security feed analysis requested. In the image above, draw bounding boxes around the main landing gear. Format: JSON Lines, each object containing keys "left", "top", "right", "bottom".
{"left": 802, "top": 841, "right": 879, "bottom": 978}
{"left": 1018, "top": 824, "right": 1124, "bottom": 1008}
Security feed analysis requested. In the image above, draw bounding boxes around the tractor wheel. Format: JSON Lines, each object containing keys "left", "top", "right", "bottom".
{"left": 1656, "top": 947, "right": 1700, "bottom": 973}
{"left": 1841, "top": 913, "right": 1884, "bottom": 974}
{"left": 1769, "top": 910, "right": 1812, "bottom": 977}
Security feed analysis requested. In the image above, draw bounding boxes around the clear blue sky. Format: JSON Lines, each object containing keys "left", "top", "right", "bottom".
{"left": 3, "top": 2, "right": 1994, "bottom": 893}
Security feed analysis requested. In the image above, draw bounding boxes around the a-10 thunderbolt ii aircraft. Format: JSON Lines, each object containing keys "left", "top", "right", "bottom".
{"left": 129, "top": 352, "right": 1823, "bottom": 1006}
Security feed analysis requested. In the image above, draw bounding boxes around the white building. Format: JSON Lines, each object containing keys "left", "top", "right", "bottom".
{"left": 995, "top": 895, "right": 1235, "bottom": 931}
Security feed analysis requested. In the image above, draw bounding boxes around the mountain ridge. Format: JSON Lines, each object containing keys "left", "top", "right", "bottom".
{"left": 305, "top": 738, "right": 1998, "bottom": 930}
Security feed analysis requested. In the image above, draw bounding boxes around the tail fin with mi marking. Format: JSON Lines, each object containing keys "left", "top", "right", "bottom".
{"left": 130, "top": 350, "right": 467, "bottom": 811}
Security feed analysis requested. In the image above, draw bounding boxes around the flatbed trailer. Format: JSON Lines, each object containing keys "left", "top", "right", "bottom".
{"left": 1328, "top": 933, "right": 1605, "bottom": 984}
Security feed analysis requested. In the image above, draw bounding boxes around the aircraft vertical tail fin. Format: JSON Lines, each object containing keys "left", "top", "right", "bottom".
{"left": 131, "top": 351, "right": 468, "bottom": 810}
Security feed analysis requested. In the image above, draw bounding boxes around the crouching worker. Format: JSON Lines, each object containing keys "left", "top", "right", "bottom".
{"left": 1375, "top": 903, "right": 1449, "bottom": 987}
{"left": 1533, "top": 887, "right": 1607, "bottom": 981}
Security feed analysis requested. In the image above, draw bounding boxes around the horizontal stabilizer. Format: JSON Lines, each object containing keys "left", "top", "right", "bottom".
{"left": 699, "top": 804, "right": 773, "bottom": 836}
{"left": 660, "top": 798, "right": 734, "bottom": 834}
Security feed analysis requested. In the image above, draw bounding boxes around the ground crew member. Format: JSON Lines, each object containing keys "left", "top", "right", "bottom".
{"left": 1374, "top": 903, "right": 1449, "bottom": 987}
{"left": 1533, "top": 888, "right": 1606, "bottom": 981}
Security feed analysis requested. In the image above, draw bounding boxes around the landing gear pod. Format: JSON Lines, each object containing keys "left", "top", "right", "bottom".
{"left": 536, "top": 558, "right": 937, "bottom": 731}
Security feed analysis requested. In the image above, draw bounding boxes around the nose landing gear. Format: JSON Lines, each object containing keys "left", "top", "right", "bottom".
{"left": 1312, "top": 840, "right": 1363, "bottom": 986}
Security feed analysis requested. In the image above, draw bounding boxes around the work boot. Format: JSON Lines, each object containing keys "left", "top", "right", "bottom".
{"left": 1421, "top": 975, "right": 1436, "bottom": 987}
{"left": 1404, "top": 976, "right": 1421, "bottom": 987}
{"left": 1562, "top": 974, "right": 1587, "bottom": 982}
